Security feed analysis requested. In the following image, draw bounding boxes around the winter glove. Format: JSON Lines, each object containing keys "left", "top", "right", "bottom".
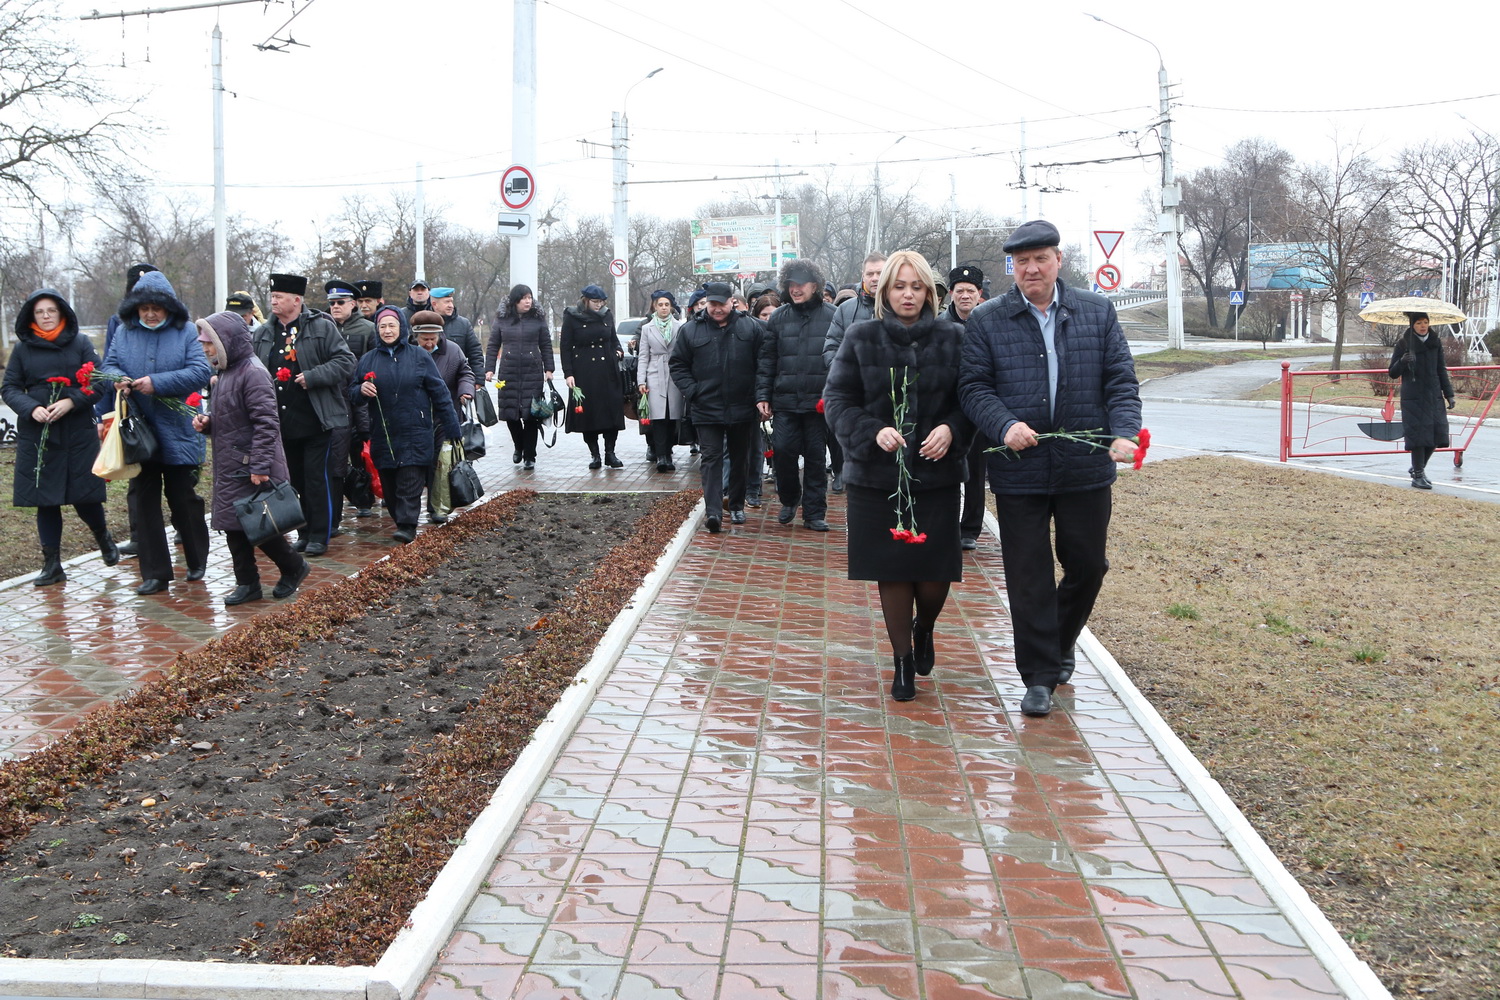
{"left": 1447, "top": 397, "right": 1456, "bottom": 410}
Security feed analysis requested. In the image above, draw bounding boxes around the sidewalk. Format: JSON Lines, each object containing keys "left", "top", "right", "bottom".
{"left": 415, "top": 494, "right": 1377, "bottom": 999}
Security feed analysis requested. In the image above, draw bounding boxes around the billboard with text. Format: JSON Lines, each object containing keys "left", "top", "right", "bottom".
{"left": 691, "top": 215, "right": 800, "bottom": 275}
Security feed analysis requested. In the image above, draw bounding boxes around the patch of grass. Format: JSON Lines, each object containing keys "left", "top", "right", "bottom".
{"left": 72, "top": 913, "right": 102, "bottom": 928}
{"left": 1095, "top": 456, "right": 1500, "bottom": 999}
{"left": 1165, "top": 602, "right": 1200, "bottom": 620}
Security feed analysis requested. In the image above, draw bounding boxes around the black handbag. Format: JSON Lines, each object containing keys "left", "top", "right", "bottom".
{"left": 117, "top": 396, "right": 159, "bottom": 465}
{"left": 473, "top": 386, "right": 499, "bottom": 426}
{"left": 344, "top": 463, "right": 375, "bottom": 510}
{"left": 448, "top": 454, "right": 484, "bottom": 508}
{"left": 530, "top": 383, "right": 564, "bottom": 420}
{"left": 234, "top": 481, "right": 307, "bottom": 547}
{"left": 460, "top": 399, "right": 487, "bottom": 459}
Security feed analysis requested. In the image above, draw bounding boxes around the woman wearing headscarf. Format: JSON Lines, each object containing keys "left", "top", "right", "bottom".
{"left": 2, "top": 290, "right": 117, "bottom": 586}
{"left": 824, "top": 250, "right": 971, "bottom": 702}
{"left": 636, "top": 290, "right": 685, "bottom": 473}
{"left": 1388, "top": 311, "right": 1456, "bottom": 489}
{"left": 350, "top": 306, "right": 463, "bottom": 543}
{"left": 98, "top": 270, "right": 213, "bottom": 596}
{"left": 485, "top": 284, "right": 554, "bottom": 471}
{"left": 560, "top": 284, "right": 626, "bottom": 469}
{"left": 191, "top": 312, "right": 309, "bottom": 605}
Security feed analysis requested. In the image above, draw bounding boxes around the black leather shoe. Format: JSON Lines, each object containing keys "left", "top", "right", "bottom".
{"left": 1413, "top": 473, "right": 1432, "bottom": 490}
{"left": 272, "top": 560, "right": 310, "bottom": 599}
{"left": 95, "top": 530, "right": 120, "bottom": 567}
{"left": 135, "top": 579, "right": 170, "bottom": 596}
{"left": 745, "top": 497, "right": 762, "bottom": 508}
{"left": 392, "top": 526, "right": 417, "bottom": 544}
{"left": 778, "top": 505, "right": 796, "bottom": 524}
{"left": 293, "top": 537, "right": 308, "bottom": 552}
{"left": 605, "top": 452, "right": 624, "bottom": 468}
{"left": 961, "top": 536, "right": 978, "bottom": 551}
{"left": 731, "top": 510, "right": 746, "bottom": 525}
{"left": 1058, "top": 650, "right": 1076, "bottom": 685}
{"left": 831, "top": 473, "right": 844, "bottom": 493}
{"left": 1020, "top": 685, "right": 1053, "bottom": 717}
{"left": 804, "top": 519, "right": 830, "bottom": 532}
{"left": 427, "top": 514, "right": 448, "bottom": 525}
{"left": 588, "top": 456, "right": 603, "bottom": 470}
{"left": 523, "top": 459, "right": 535, "bottom": 470}
{"left": 305, "top": 541, "right": 329, "bottom": 556}
{"left": 185, "top": 565, "right": 207, "bottom": 581}
{"left": 663, "top": 460, "right": 676, "bottom": 471}
{"left": 891, "top": 652, "right": 916, "bottom": 702}
{"left": 705, "top": 515, "right": 721, "bottom": 534}
{"left": 223, "top": 584, "right": 263, "bottom": 606}
{"left": 116, "top": 539, "right": 139, "bottom": 557}
{"left": 356, "top": 508, "right": 375, "bottom": 518}
{"left": 513, "top": 449, "right": 523, "bottom": 464}
{"left": 912, "top": 617, "right": 934, "bottom": 676}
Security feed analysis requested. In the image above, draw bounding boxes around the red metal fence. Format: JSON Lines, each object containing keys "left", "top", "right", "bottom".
{"left": 1279, "top": 363, "right": 1500, "bottom": 465}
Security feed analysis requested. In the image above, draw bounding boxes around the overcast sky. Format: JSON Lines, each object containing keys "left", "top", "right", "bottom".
{"left": 51, "top": 0, "right": 1500, "bottom": 287}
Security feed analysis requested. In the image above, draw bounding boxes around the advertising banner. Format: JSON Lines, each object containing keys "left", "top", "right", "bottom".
{"left": 691, "top": 215, "right": 800, "bottom": 275}
{"left": 1248, "top": 243, "right": 1330, "bottom": 290}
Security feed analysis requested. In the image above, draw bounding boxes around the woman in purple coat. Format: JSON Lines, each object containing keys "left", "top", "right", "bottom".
{"left": 192, "top": 312, "right": 310, "bottom": 606}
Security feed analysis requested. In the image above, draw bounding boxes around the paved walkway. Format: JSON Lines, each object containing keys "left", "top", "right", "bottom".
{"left": 0, "top": 412, "right": 1384, "bottom": 998}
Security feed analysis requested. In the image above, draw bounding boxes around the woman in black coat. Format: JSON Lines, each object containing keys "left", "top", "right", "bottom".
{"left": 350, "top": 307, "right": 463, "bottom": 543}
{"left": 1388, "top": 311, "right": 1456, "bottom": 490}
{"left": 2, "top": 290, "right": 118, "bottom": 585}
{"left": 485, "top": 284, "right": 555, "bottom": 470}
{"left": 824, "top": 251, "right": 971, "bottom": 702}
{"left": 560, "top": 284, "right": 626, "bottom": 469}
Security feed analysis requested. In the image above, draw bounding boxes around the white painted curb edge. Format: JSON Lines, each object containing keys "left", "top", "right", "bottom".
{"left": 1077, "top": 626, "right": 1394, "bottom": 1000}
{"left": 0, "top": 498, "right": 704, "bottom": 1000}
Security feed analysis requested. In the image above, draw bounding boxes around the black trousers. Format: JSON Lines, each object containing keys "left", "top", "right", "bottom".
{"left": 377, "top": 466, "right": 427, "bottom": 529}
{"left": 993, "top": 486, "right": 1112, "bottom": 689}
{"left": 771, "top": 411, "right": 828, "bottom": 519}
{"left": 961, "top": 435, "right": 991, "bottom": 540}
{"left": 284, "top": 429, "right": 341, "bottom": 544}
{"left": 507, "top": 418, "right": 541, "bottom": 461}
{"left": 133, "top": 463, "right": 211, "bottom": 583}
{"left": 224, "top": 528, "right": 302, "bottom": 587}
{"left": 646, "top": 418, "right": 677, "bottom": 461}
{"left": 697, "top": 421, "right": 754, "bottom": 515}
{"left": 827, "top": 433, "right": 844, "bottom": 476}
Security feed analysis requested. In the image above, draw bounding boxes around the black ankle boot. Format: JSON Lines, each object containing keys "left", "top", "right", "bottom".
{"left": 912, "top": 618, "right": 934, "bottom": 676}
{"left": 34, "top": 546, "right": 65, "bottom": 587}
{"left": 891, "top": 652, "right": 917, "bottom": 701}
{"left": 605, "top": 451, "right": 624, "bottom": 468}
{"left": 94, "top": 529, "right": 120, "bottom": 567}
{"left": 588, "top": 447, "right": 602, "bottom": 470}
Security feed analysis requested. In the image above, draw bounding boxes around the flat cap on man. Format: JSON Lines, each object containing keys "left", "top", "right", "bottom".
{"left": 225, "top": 291, "right": 256, "bottom": 312}
{"left": 702, "top": 281, "right": 734, "bottom": 304}
{"left": 410, "top": 279, "right": 430, "bottom": 290}
{"left": 1003, "top": 220, "right": 1061, "bottom": 253}
{"left": 948, "top": 265, "right": 985, "bottom": 289}
{"left": 269, "top": 273, "right": 308, "bottom": 296}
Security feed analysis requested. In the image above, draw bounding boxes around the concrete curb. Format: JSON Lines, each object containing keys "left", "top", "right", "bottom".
{"left": 0, "top": 497, "right": 704, "bottom": 1000}
{"left": 1077, "top": 627, "right": 1394, "bottom": 1000}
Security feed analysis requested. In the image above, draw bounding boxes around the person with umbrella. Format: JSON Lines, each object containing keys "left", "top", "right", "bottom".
{"left": 1388, "top": 311, "right": 1456, "bottom": 489}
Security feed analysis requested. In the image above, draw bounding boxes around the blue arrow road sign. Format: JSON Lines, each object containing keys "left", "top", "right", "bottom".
{"left": 1360, "top": 292, "right": 1375, "bottom": 307}
{"left": 1228, "top": 290, "right": 1245, "bottom": 305}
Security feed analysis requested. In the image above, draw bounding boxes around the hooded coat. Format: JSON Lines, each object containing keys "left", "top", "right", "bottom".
{"left": 487, "top": 307, "right": 555, "bottom": 423}
{"left": 97, "top": 270, "right": 210, "bottom": 466}
{"left": 1388, "top": 328, "right": 1455, "bottom": 449}
{"left": 758, "top": 258, "right": 835, "bottom": 414}
{"left": 195, "top": 311, "right": 290, "bottom": 531}
{"left": 350, "top": 309, "right": 463, "bottom": 468}
{"left": 559, "top": 304, "right": 626, "bottom": 434}
{"left": 824, "top": 311, "right": 971, "bottom": 493}
{"left": 2, "top": 290, "right": 107, "bottom": 507}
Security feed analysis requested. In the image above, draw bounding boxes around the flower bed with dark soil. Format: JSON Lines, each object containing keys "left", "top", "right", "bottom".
{"left": 0, "top": 488, "right": 698, "bottom": 965}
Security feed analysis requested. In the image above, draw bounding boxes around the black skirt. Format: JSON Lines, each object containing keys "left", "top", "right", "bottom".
{"left": 845, "top": 482, "right": 963, "bottom": 582}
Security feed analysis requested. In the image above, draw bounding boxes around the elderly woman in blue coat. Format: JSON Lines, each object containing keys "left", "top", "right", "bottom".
{"left": 192, "top": 312, "right": 310, "bottom": 606}
{"left": 351, "top": 306, "right": 463, "bottom": 543}
{"left": 97, "top": 270, "right": 213, "bottom": 595}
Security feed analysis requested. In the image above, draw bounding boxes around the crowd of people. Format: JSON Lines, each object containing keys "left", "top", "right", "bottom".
{"left": 5, "top": 219, "right": 1150, "bottom": 716}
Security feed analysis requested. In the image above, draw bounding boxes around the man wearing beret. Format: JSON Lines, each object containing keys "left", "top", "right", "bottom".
{"left": 355, "top": 279, "right": 384, "bottom": 320}
{"left": 958, "top": 221, "right": 1141, "bottom": 717}
{"left": 945, "top": 265, "right": 989, "bottom": 551}
{"left": 429, "top": 287, "right": 485, "bottom": 384}
{"left": 251, "top": 272, "right": 357, "bottom": 556}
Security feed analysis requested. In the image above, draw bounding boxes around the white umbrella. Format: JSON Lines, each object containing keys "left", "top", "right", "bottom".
{"left": 1357, "top": 296, "right": 1466, "bottom": 326}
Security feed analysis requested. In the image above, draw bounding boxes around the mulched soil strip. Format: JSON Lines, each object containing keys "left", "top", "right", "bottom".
{"left": 0, "top": 488, "right": 699, "bottom": 964}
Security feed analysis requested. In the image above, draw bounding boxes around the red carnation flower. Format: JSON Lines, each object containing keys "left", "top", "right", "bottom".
{"left": 186, "top": 392, "right": 202, "bottom": 407}
{"left": 364, "top": 371, "right": 377, "bottom": 381}
{"left": 815, "top": 398, "right": 825, "bottom": 413}
{"left": 1133, "top": 427, "right": 1151, "bottom": 470}
{"left": 763, "top": 449, "right": 774, "bottom": 459}
{"left": 640, "top": 417, "right": 651, "bottom": 426}
{"left": 574, "top": 405, "right": 584, "bottom": 414}
{"left": 909, "top": 532, "right": 927, "bottom": 544}
{"left": 46, "top": 376, "right": 72, "bottom": 384}
{"left": 76, "top": 362, "right": 95, "bottom": 386}
{"left": 276, "top": 367, "right": 292, "bottom": 382}
{"left": 890, "top": 528, "right": 911, "bottom": 542}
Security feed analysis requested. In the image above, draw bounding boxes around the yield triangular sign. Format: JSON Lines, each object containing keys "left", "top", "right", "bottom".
{"left": 1094, "top": 230, "right": 1124, "bottom": 260}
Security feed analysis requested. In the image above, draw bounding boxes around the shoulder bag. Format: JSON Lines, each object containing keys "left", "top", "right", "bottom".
{"left": 447, "top": 442, "right": 485, "bottom": 508}
{"left": 473, "top": 385, "right": 499, "bottom": 426}
{"left": 117, "top": 392, "right": 160, "bottom": 465}
{"left": 234, "top": 481, "right": 307, "bottom": 548}
{"left": 460, "top": 398, "right": 487, "bottom": 459}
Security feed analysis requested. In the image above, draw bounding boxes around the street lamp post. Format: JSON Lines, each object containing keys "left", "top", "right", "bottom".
{"left": 1086, "top": 14, "right": 1184, "bottom": 349}
{"left": 869, "top": 135, "right": 905, "bottom": 254}
{"left": 613, "top": 67, "right": 663, "bottom": 315}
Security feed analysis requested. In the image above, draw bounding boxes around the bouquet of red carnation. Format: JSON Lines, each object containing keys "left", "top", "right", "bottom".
{"left": 887, "top": 367, "right": 925, "bottom": 544}
{"left": 75, "top": 361, "right": 130, "bottom": 393}
{"left": 33, "top": 376, "right": 75, "bottom": 486}
{"left": 637, "top": 387, "right": 650, "bottom": 426}
{"left": 156, "top": 391, "right": 204, "bottom": 417}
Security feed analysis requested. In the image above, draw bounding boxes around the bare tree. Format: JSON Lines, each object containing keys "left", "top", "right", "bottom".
{"left": 1389, "top": 134, "right": 1500, "bottom": 306}
{"left": 1280, "top": 142, "right": 1396, "bottom": 370}
{"left": 0, "top": 0, "right": 138, "bottom": 205}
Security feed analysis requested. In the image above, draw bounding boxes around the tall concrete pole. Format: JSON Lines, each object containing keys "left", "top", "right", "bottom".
{"left": 510, "top": 0, "right": 538, "bottom": 294}
{"left": 414, "top": 162, "right": 425, "bottom": 283}
{"left": 212, "top": 24, "right": 227, "bottom": 310}
{"left": 949, "top": 174, "right": 958, "bottom": 271}
{"left": 1159, "top": 59, "right": 1185, "bottom": 349}
{"left": 611, "top": 111, "right": 629, "bottom": 311}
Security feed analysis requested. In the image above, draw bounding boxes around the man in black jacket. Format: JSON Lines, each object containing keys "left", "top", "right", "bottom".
{"left": 757, "top": 259, "right": 834, "bottom": 531}
{"left": 959, "top": 221, "right": 1141, "bottom": 718}
{"left": 823, "top": 252, "right": 886, "bottom": 492}
{"left": 251, "top": 273, "right": 356, "bottom": 556}
{"left": 670, "top": 282, "right": 766, "bottom": 533}
{"left": 429, "top": 286, "right": 485, "bottom": 384}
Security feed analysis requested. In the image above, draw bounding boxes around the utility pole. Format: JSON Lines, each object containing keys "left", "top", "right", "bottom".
{"left": 414, "top": 162, "right": 425, "bottom": 283}
{"left": 872, "top": 135, "right": 905, "bottom": 254}
{"left": 614, "top": 68, "right": 663, "bottom": 315}
{"left": 949, "top": 174, "right": 958, "bottom": 272}
{"left": 510, "top": 0, "right": 538, "bottom": 293}
{"left": 1019, "top": 118, "right": 1028, "bottom": 221}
